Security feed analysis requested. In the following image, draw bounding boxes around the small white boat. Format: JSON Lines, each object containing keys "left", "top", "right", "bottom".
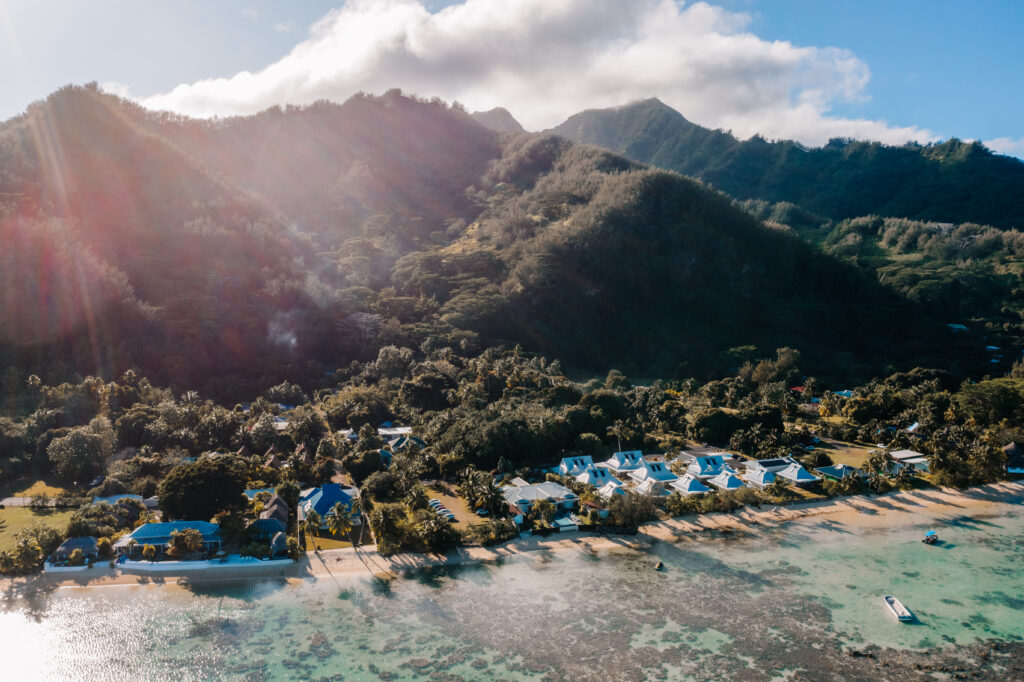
{"left": 883, "top": 595, "right": 913, "bottom": 622}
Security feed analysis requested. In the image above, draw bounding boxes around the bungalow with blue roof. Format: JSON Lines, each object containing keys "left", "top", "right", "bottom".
{"left": 776, "top": 462, "right": 819, "bottom": 486}
{"left": 388, "top": 435, "right": 426, "bottom": 451}
{"left": 670, "top": 474, "right": 710, "bottom": 496}
{"left": 502, "top": 479, "right": 577, "bottom": 515}
{"left": 300, "top": 483, "right": 361, "bottom": 530}
{"left": 687, "top": 454, "right": 730, "bottom": 479}
{"left": 603, "top": 450, "right": 645, "bottom": 473}
{"left": 576, "top": 465, "right": 620, "bottom": 488}
{"left": 629, "top": 460, "right": 678, "bottom": 485}
{"left": 113, "top": 521, "right": 221, "bottom": 558}
{"left": 742, "top": 468, "right": 776, "bottom": 489}
{"left": 558, "top": 455, "right": 594, "bottom": 477}
{"left": 707, "top": 471, "right": 745, "bottom": 491}
{"left": 815, "top": 464, "right": 866, "bottom": 481}
{"left": 247, "top": 517, "right": 287, "bottom": 542}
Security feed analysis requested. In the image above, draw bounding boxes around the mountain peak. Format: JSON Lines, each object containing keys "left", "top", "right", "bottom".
{"left": 471, "top": 107, "right": 524, "bottom": 133}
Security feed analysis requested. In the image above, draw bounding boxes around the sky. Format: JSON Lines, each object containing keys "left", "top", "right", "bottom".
{"left": 1, "top": 0, "right": 1022, "bottom": 156}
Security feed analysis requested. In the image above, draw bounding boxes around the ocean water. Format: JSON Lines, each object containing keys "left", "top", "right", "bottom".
{"left": 2, "top": 502, "right": 1022, "bottom": 681}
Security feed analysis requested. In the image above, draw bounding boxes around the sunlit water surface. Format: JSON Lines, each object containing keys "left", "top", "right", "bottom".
{"left": 3, "top": 502, "right": 1022, "bottom": 681}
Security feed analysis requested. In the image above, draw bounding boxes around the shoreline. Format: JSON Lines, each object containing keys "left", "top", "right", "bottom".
{"left": 3, "top": 480, "right": 1022, "bottom": 595}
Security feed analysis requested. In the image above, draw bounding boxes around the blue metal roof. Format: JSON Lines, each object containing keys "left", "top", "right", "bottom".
{"left": 303, "top": 483, "right": 355, "bottom": 517}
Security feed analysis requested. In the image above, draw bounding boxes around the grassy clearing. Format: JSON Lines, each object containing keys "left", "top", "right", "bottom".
{"left": 817, "top": 438, "right": 873, "bottom": 468}
{"left": 425, "top": 483, "right": 481, "bottom": 528}
{"left": 308, "top": 535, "right": 353, "bottom": 551}
{"left": 0, "top": 507, "right": 73, "bottom": 551}
{"left": 0, "top": 478, "right": 70, "bottom": 499}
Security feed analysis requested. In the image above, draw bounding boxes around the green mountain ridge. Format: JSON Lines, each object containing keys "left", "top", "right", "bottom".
{"left": 551, "top": 98, "right": 1024, "bottom": 229}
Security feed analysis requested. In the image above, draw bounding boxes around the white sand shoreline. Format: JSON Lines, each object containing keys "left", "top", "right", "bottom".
{"left": 5, "top": 480, "right": 1022, "bottom": 595}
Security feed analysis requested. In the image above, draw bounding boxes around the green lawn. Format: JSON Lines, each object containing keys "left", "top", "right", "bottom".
{"left": 818, "top": 438, "right": 873, "bottom": 468}
{"left": 0, "top": 478, "right": 70, "bottom": 499}
{"left": 0, "top": 507, "right": 73, "bottom": 551}
{"left": 309, "top": 535, "right": 353, "bottom": 550}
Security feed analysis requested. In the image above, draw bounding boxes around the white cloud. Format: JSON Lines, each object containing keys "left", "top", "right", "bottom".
{"left": 985, "top": 137, "right": 1024, "bottom": 159}
{"left": 139, "top": 0, "right": 938, "bottom": 147}
{"left": 273, "top": 21, "right": 298, "bottom": 33}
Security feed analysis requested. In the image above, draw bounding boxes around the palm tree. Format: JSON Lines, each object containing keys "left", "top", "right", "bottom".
{"left": 301, "top": 510, "right": 322, "bottom": 550}
{"left": 893, "top": 466, "right": 915, "bottom": 490}
{"left": 606, "top": 420, "right": 626, "bottom": 452}
{"left": 405, "top": 485, "right": 429, "bottom": 511}
{"left": 327, "top": 502, "right": 353, "bottom": 541}
{"left": 864, "top": 449, "right": 890, "bottom": 475}
{"left": 533, "top": 499, "right": 556, "bottom": 524}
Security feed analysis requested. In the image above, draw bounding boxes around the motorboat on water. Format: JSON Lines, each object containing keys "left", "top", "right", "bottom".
{"left": 922, "top": 530, "right": 939, "bottom": 545}
{"left": 883, "top": 595, "right": 913, "bottom": 622}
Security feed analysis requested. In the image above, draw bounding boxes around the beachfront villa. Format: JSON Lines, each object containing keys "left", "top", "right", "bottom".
{"left": 629, "top": 459, "right": 678, "bottom": 486}
{"left": 558, "top": 455, "right": 595, "bottom": 477}
{"left": 597, "top": 481, "right": 626, "bottom": 500}
{"left": 603, "top": 450, "right": 645, "bottom": 473}
{"left": 576, "top": 465, "right": 620, "bottom": 488}
{"left": 687, "top": 454, "right": 731, "bottom": 479}
{"left": 742, "top": 467, "right": 776, "bottom": 489}
{"left": 776, "top": 462, "right": 820, "bottom": 486}
{"left": 113, "top": 521, "right": 222, "bottom": 558}
{"left": 707, "top": 471, "right": 745, "bottom": 491}
{"left": 260, "top": 494, "right": 290, "bottom": 526}
{"left": 502, "top": 478, "right": 578, "bottom": 515}
{"left": 247, "top": 518, "right": 286, "bottom": 542}
{"left": 388, "top": 435, "right": 426, "bottom": 451}
{"left": 815, "top": 464, "right": 866, "bottom": 481}
{"left": 888, "top": 449, "right": 930, "bottom": 473}
{"left": 47, "top": 536, "right": 99, "bottom": 566}
{"left": 300, "top": 483, "right": 361, "bottom": 530}
{"left": 670, "top": 474, "right": 711, "bottom": 496}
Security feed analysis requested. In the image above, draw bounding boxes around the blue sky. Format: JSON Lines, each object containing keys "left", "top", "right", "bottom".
{"left": 1, "top": 1, "right": 1021, "bottom": 155}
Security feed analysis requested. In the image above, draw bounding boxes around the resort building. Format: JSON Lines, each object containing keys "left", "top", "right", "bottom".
{"left": 260, "top": 494, "right": 290, "bottom": 526}
{"left": 888, "top": 449, "right": 930, "bottom": 473}
{"left": 597, "top": 481, "right": 626, "bottom": 500}
{"left": 113, "top": 521, "right": 222, "bottom": 558}
{"left": 558, "top": 455, "right": 595, "bottom": 477}
{"left": 742, "top": 467, "right": 776, "bottom": 489}
{"left": 687, "top": 454, "right": 731, "bottom": 479}
{"left": 815, "top": 464, "right": 867, "bottom": 481}
{"left": 603, "top": 450, "right": 645, "bottom": 473}
{"left": 776, "top": 462, "right": 820, "bottom": 486}
{"left": 502, "top": 478, "right": 578, "bottom": 515}
{"left": 300, "top": 483, "right": 361, "bottom": 530}
{"left": 669, "top": 474, "right": 711, "bottom": 496}
{"left": 629, "top": 460, "right": 678, "bottom": 486}
{"left": 744, "top": 457, "right": 798, "bottom": 475}
{"left": 378, "top": 425, "right": 413, "bottom": 438}
{"left": 246, "top": 518, "right": 286, "bottom": 542}
{"left": 707, "top": 471, "right": 745, "bottom": 491}
{"left": 388, "top": 435, "right": 426, "bottom": 451}
{"left": 576, "top": 465, "right": 620, "bottom": 488}
{"left": 47, "top": 537, "right": 99, "bottom": 565}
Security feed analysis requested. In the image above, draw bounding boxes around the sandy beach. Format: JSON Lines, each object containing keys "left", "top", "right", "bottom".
{"left": 4, "top": 480, "right": 1021, "bottom": 594}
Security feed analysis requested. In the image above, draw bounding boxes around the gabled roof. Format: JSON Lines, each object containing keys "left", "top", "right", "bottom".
{"left": 629, "top": 459, "right": 678, "bottom": 483}
{"left": 889, "top": 449, "right": 926, "bottom": 461}
{"left": 388, "top": 436, "right": 426, "bottom": 450}
{"left": 247, "top": 518, "right": 286, "bottom": 536}
{"left": 707, "top": 471, "right": 744, "bottom": 490}
{"left": 688, "top": 454, "right": 727, "bottom": 477}
{"left": 604, "top": 450, "right": 645, "bottom": 471}
{"left": 742, "top": 468, "right": 776, "bottom": 487}
{"left": 814, "top": 464, "right": 865, "bottom": 480}
{"left": 558, "top": 455, "right": 594, "bottom": 476}
{"left": 302, "top": 483, "right": 356, "bottom": 517}
{"left": 777, "top": 463, "right": 819, "bottom": 483}
{"left": 670, "top": 474, "right": 710, "bottom": 495}
{"left": 576, "top": 466, "right": 619, "bottom": 487}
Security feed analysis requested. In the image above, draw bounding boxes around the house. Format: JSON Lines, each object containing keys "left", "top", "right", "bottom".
{"left": 603, "top": 450, "right": 645, "bottom": 473}
{"left": 388, "top": 436, "right": 426, "bottom": 451}
{"left": 745, "top": 457, "right": 798, "bottom": 474}
{"left": 378, "top": 426, "right": 413, "bottom": 437}
{"left": 776, "top": 462, "right": 820, "bottom": 486}
{"left": 48, "top": 536, "right": 98, "bottom": 565}
{"left": 1002, "top": 442, "right": 1024, "bottom": 474}
{"left": 243, "top": 488, "right": 276, "bottom": 500}
{"left": 687, "top": 454, "right": 730, "bottom": 479}
{"left": 92, "top": 493, "right": 144, "bottom": 506}
{"left": 670, "top": 474, "right": 711, "bottom": 496}
{"left": 596, "top": 481, "right": 625, "bottom": 500}
{"left": 553, "top": 516, "right": 579, "bottom": 533}
{"left": 272, "top": 416, "right": 289, "bottom": 432}
{"left": 300, "top": 484, "right": 360, "bottom": 529}
{"left": 264, "top": 454, "right": 283, "bottom": 469}
{"left": 247, "top": 518, "right": 286, "bottom": 541}
{"left": 113, "top": 521, "right": 221, "bottom": 558}
{"left": 707, "top": 471, "right": 745, "bottom": 491}
{"left": 629, "top": 460, "right": 678, "bottom": 486}
{"left": 742, "top": 468, "right": 776, "bottom": 489}
{"left": 558, "top": 455, "right": 594, "bottom": 477}
{"left": 888, "top": 449, "right": 930, "bottom": 473}
{"left": 260, "top": 494, "right": 290, "bottom": 526}
{"left": 634, "top": 478, "right": 671, "bottom": 497}
{"left": 502, "top": 480, "right": 578, "bottom": 515}
{"left": 270, "top": 531, "right": 289, "bottom": 558}
{"left": 576, "top": 465, "right": 620, "bottom": 488}
{"left": 835, "top": 390, "right": 855, "bottom": 398}
{"left": 815, "top": 464, "right": 866, "bottom": 481}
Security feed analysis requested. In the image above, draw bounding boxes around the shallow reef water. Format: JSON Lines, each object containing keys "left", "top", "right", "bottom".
{"left": 2, "top": 505, "right": 1023, "bottom": 681}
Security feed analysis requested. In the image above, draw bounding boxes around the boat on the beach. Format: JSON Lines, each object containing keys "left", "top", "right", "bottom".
{"left": 883, "top": 595, "right": 913, "bottom": 622}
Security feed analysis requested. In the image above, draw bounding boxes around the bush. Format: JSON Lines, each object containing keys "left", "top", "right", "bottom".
{"left": 142, "top": 544, "right": 156, "bottom": 560}
{"left": 67, "top": 548, "right": 85, "bottom": 566}
{"left": 96, "top": 537, "right": 112, "bottom": 559}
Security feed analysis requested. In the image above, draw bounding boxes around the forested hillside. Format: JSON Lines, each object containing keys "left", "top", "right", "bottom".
{"left": 552, "top": 99, "right": 1024, "bottom": 229}
{"left": 0, "top": 86, "right": 968, "bottom": 402}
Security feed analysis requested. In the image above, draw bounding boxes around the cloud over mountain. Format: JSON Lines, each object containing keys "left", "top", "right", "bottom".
{"left": 138, "top": 0, "right": 935, "bottom": 147}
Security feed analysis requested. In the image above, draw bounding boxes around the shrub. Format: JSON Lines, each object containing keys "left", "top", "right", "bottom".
{"left": 96, "top": 537, "right": 112, "bottom": 559}
{"left": 142, "top": 544, "right": 156, "bottom": 560}
{"left": 67, "top": 548, "right": 85, "bottom": 566}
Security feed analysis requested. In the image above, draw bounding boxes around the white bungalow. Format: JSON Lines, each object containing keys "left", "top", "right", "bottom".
{"left": 502, "top": 480, "right": 578, "bottom": 515}
{"left": 888, "top": 449, "right": 930, "bottom": 473}
{"left": 776, "top": 462, "right": 820, "bottom": 486}
{"left": 576, "top": 465, "right": 620, "bottom": 488}
{"left": 707, "top": 471, "right": 745, "bottom": 491}
{"left": 596, "top": 481, "right": 626, "bottom": 500}
{"left": 669, "top": 474, "right": 711, "bottom": 496}
{"left": 742, "top": 468, "right": 776, "bottom": 489}
{"left": 628, "top": 459, "right": 679, "bottom": 486}
{"left": 687, "top": 454, "right": 730, "bottom": 479}
{"left": 634, "top": 478, "right": 671, "bottom": 497}
{"left": 603, "top": 450, "right": 645, "bottom": 473}
{"left": 558, "top": 455, "right": 594, "bottom": 477}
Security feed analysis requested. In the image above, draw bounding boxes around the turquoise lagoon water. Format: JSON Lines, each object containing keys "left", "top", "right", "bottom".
{"left": 3, "top": 501, "right": 1022, "bottom": 681}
